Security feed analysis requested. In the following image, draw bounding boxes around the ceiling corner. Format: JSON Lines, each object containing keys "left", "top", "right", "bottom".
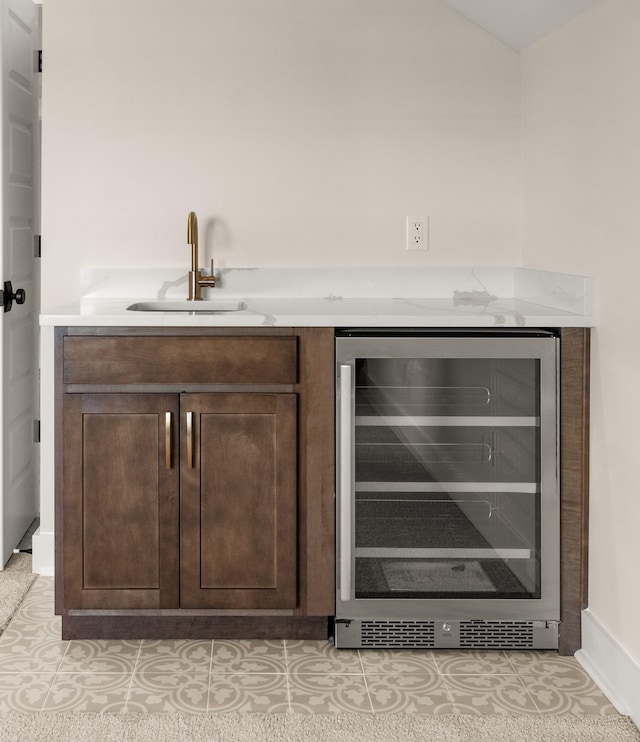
{"left": 438, "top": 0, "right": 604, "bottom": 50}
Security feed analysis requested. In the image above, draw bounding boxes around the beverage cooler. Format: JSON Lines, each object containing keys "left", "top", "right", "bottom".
{"left": 334, "top": 329, "right": 560, "bottom": 649}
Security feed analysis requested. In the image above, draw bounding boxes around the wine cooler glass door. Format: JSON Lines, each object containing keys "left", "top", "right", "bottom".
{"left": 336, "top": 333, "right": 559, "bottom": 622}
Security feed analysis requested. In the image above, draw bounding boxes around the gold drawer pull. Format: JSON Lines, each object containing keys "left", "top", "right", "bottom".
{"left": 186, "top": 411, "right": 194, "bottom": 468}
{"left": 165, "top": 412, "right": 172, "bottom": 469}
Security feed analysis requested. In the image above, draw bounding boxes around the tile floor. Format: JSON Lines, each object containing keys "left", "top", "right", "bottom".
{"left": 0, "top": 576, "right": 620, "bottom": 716}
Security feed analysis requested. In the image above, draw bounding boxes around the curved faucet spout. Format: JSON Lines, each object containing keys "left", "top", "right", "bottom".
{"left": 187, "top": 211, "right": 198, "bottom": 272}
{"left": 187, "top": 211, "right": 198, "bottom": 246}
{"left": 186, "top": 211, "right": 216, "bottom": 300}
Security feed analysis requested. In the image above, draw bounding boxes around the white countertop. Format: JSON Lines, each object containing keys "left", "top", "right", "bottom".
{"left": 40, "top": 267, "right": 594, "bottom": 328}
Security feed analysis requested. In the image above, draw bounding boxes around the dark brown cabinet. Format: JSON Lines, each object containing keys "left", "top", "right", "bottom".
{"left": 56, "top": 328, "right": 334, "bottom": 640}
{"left": 180, "top": 392, "right": 297, "bottom": 610}
{"left": 63, "top": 393, "right": 180, "bottom": 611}
{"left": 55, "top": 325, "right": 588, "bottom": 652}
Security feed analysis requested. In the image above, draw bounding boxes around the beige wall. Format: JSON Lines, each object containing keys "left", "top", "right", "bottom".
{"left": 522, "top": 0, "right": 640, "bottom": 663}
{"left": 41, "top": 0, "right": 521, "bottom": 309}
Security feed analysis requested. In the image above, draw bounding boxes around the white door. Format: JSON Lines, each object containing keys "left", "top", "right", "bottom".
{"left": 0, "top": 0, "right": 39, "bottom": 568}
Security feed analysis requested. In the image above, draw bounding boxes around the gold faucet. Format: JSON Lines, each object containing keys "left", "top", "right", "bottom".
{"left": 187, "top": 211, "right": 216, "bottom": 300}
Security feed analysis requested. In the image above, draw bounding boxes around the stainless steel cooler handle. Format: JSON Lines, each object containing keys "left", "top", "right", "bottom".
{"left": 339, "top": 363, "right": 353, "bottom": 602}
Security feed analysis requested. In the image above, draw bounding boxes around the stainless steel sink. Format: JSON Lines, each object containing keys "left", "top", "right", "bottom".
{"left": 126, "top": 300, "right": 247, "bottom": 313}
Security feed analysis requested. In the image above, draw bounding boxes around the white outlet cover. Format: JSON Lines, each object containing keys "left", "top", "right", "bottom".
{"left": 406, "top": 215, "right": 428, "bottom": 251}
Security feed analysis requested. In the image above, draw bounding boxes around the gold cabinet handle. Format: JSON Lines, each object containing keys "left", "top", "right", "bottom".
{"left": 165, "top": 412, "right": 172, "bottom": 469}
{"left": 186, "top": 411, "right": 194, "bottom": 468}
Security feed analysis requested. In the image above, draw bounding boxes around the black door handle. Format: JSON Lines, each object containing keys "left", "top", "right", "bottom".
{"left": 3, "top": 281, "right": 26, "bottom": 313}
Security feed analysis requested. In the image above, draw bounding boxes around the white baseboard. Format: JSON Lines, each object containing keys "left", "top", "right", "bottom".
{"left": 576, "top": 609, "right": 640, "bottom": 728}
{"left": 31, "top": 529, "right": 55, "bottom": 576}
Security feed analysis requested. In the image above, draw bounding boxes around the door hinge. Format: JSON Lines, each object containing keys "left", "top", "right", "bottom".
{"left": 34, "top": 235, "right": 41, "bottom": 258}
{"left": 34, "top": 419, "right": 41, "bottom": 443}
{"left": 37, "top": 50, "right": 42, "bottom": 73}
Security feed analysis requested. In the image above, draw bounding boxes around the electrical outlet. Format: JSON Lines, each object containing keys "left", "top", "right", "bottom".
{"left": 406, "top": 215, "right": 428, "bottom": 251}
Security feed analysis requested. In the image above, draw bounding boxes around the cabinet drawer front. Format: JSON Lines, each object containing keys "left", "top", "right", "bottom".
{"left": 63, "top": 336, "right": 297, "bottom": 385}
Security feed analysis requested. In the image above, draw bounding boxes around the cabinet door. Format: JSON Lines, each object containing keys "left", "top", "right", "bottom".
{"left": 180, "top": 393, "right": 297, "bottom": 609}
{"left": 62, "top": 394, "right": 180, "bottom": 609}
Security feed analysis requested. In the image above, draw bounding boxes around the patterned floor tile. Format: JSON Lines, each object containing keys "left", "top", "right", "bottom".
{"left": 433, "top": 649, "right": 513, "bottom": 675}
{"left": 13, "top": 576, "right": 53, "bottom": 602}
{"left": 0, "top": 673, "right": 54, "bottom": 712}
{"left": 443, "top": 673, "right": 540, "bottom": 715}
{"left": 12, "top": 597, "right": 57, "bottom": 624}
{"left": 211, "top": 640, "right": 286, "bottom": 674}
{"left": 23, "top": 576, "right": 54, "bottom": 596}
{"left": 5, "top": 613, "right": 62, "bottom": 641}
{"left": 506, "top": 650, "right": 586, "bottom": 675}
{"left": 286, "top": 640, "right": 363, "bottom": 674}
{"left": 42, "top": 672, "right": 130, "bottom": 712}
{"left": 208, "top": 673, "right": 289, "bottom": 713}
{"left": 11, "top": 585, "right": 56, "bottom": 627}
{"left": 520, "top": 671, "right": 619, "bottom": 715}
{"left": 289, "top": 673, "right": 372, "bottom": 713}
{"left": 58, "top": 640, "right": 140, "bottom": 674}
{"left": 359, "top": 648, "right": 436, "bottom": 674}
{"left": 0, "top": 577, "right": 62, "bottom": 651}
{"left": 0, "top": 571, "right": 625, "bottom": 719}
{"left": 366, "top": 672, "right": 456, "bottom": 714}
{"left": 126, "top": 673, "right": 209, "bottom": 713}
{"left": 0, "top": 635, "right": 67, "bottom": 673}
{"left": 136, "top": 640, "right": 212, "bottom": 675}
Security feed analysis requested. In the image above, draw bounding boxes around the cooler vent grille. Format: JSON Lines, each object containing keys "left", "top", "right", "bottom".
{"left": 360, "top": 620, "right": 435, "bottom": 647}
{"left": 356, "top": 620, "right": 537, "bottom": 648}
{"left": 459, "top": 620, "right": 534, "bottom": 648}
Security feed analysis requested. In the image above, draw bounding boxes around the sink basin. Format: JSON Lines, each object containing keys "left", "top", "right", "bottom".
{"left": 127, "top": 300, "right": 247, "bottom": 313}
